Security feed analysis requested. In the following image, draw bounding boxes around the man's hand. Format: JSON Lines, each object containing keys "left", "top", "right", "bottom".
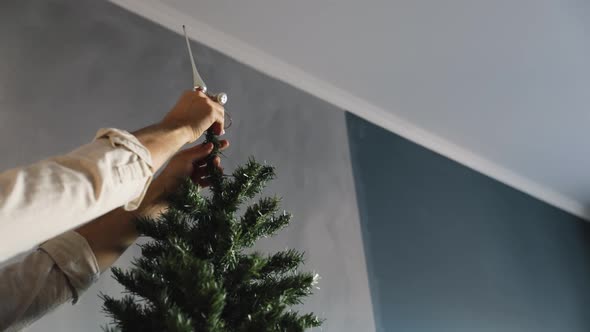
{"left": 161, "top": 90, "right": 225, "bottom": 143}
{"left": 145, "top": 139, "right": 230, "bottom": 211}
{"left": 76, "top": 139, "right": 229, "bottom": 272}
{"left": 133, "top": 90, "right": 226, "bottom": 173}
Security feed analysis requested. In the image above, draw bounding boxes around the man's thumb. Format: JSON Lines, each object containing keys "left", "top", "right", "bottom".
{"left": 180, "top": 143, "right": 214, "bottom": 162}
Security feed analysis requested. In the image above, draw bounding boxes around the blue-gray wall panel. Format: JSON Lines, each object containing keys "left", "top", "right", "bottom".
{"left": 346, "top": 112, "right": 590, "bottom": 332}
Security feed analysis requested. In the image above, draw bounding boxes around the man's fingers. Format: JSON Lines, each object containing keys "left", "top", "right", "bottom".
{"left": 218, "top": 139, "right": 230, "bottom": 151}
{"left": 192, "top": 157, "right": 222, "bottom": 174}
{"left": 177, "top": 140, "right": 229, "bottom": 177}
{"left": 191, "top": 168, "right": 206, "bottom": 183}
{"left": 191, "top": 156, "right": 223, "bottom": 187}
{"left": 204, "top": 96, "right": 225, "bottom": 136}
{"left": 210, "top": 122, "right": 224, "bottom": 136}
{"left": 194, "top": 160, "right": 208, "bottom": 168}
{"left": 180, "top": 142, "right": 214, "bottom": 161}
{"left": 212, "top": 156, "right": 221, "bottom": 168}
{"left": 214, "top": 101, "right": 225, "bottom": 134}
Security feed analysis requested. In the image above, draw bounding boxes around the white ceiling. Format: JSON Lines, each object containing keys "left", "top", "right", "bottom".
{"left": 111, "top": 0, "right": 590, "bottom": 219}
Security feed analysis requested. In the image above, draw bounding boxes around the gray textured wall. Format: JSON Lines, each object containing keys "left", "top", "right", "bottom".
{"left": 0, "top": 1, "right": 374, "bottom": 331}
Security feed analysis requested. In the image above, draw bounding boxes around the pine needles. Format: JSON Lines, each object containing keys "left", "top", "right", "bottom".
{"left": 101, "top": 131, "right": 322, "bottom": 332}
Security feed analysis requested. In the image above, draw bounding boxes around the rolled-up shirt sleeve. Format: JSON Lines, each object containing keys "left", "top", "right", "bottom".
{"left": 0, "top": 231, "right": 100, "bottom": 332}
{"left": 0, "top": 128, "right": 153, "bottom": 260}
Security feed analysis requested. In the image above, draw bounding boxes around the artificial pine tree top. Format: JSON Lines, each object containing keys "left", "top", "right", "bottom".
{"left": 101, "top": 130, "right": 323, "bottom": 332}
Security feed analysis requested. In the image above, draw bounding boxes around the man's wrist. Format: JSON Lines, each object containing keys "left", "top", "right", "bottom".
{"left": 133, "top": 122, "right": 193, "bottom": 171}
{"left": 157, "top": 120, "right": 195, "bottom": 144}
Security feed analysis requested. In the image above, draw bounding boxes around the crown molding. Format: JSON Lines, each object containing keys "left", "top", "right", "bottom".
{"left": 108, "top": 0, "right": 589, "bottom": 220}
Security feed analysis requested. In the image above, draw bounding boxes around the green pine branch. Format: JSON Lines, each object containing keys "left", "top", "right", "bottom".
{"left": 102, "top": 129, "right": 323, "bottom": 331}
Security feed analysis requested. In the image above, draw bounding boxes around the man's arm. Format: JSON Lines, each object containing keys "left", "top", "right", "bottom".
{"left": 0, "top": 140, "right": 228, "bottom": 331}
{"left": 0, "top": 231, "right": 99, "bottom": 332}
{"left": 0, "top": 90, "right": 224, "bottom": 261}
{"left": 77, "top": 140, "right": 228, "bottom": 272}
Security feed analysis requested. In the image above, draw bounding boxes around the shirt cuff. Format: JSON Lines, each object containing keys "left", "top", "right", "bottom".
{"left": 95, "top": 128, "right": 154, "bottom": 211}
{"left": 39, "top": 231, "right": 100, "bottom": 304}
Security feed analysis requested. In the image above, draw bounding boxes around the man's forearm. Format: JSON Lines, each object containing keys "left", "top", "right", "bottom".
{"left": 132, "top": 123, "right": 191, "bottom": 172}
{"left": 73, "top": 134, "right": 228, "bottom": 273}
{"left": 0, "top": 175, "right": 170, "bottom": 332}
{"left": 0, "top": 231, "right": 99, "bottom": 332}
{"left": 0, "top": 129, "right": 155, "bottom": 261}
{"left": 75, "top": 176, "right": 168, "bottom": 272}
{"left": 75, "top": 208, "right": 139, "bottom": 273}
{"left": 0, "top": 91, "right": 221, "bottom": 261}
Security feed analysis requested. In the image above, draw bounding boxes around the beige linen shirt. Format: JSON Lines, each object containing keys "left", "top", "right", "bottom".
{"left": 0, "top": 128, "right": 153, "bottom": 260}
{"left": 0, "top": 231, "right": 100, "bottom": 332}
{"left": 0, "top": 128, "right": 154, "bottom": 331}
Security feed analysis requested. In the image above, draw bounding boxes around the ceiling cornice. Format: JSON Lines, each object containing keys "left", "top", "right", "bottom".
{"left": 108, "top": 0, "right": 589, "bottom": 221}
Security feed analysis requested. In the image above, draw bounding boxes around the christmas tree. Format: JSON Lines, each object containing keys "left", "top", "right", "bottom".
{"left": 101, "top": 130, "right": 323, "bottom": 331}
